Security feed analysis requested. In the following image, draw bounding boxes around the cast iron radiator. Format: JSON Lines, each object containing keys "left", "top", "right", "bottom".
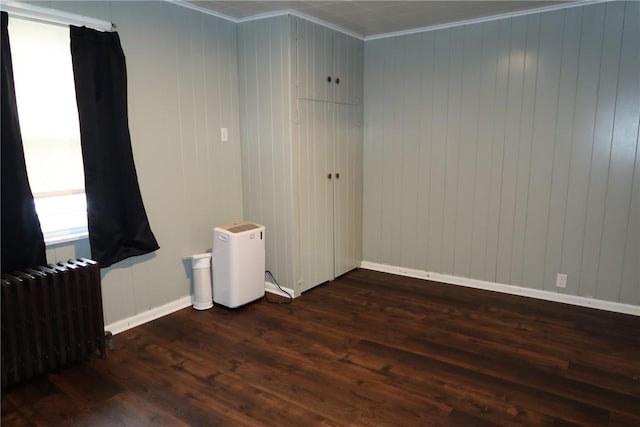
{"left": 1, "top": 258, "right": 106, "bottom": 390}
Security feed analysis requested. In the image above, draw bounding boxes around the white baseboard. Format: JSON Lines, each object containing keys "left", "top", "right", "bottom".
{"left": 360, "top": 261, "right": 640, "bottom": 316}
{"left": 105, "top": 282, "right": 297, "bottom": 336}
{"left": 105, "top": 295, "right": 193, "bottom": 335}
{"left": 105, "top": 263, "right": 637, "bottom": 336}
{"left": 265, "top": 281, "right": 296, "bottom": 299}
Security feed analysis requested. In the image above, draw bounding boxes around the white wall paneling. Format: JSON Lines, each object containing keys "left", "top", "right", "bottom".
{"left": 363, "top": 1, "right": 640, "bottom": 306}
{"left": 32, "top": 1, "right": 244, "bottom": 325}
{"left": 238, "top": 15, "right": 298, "bottom": 294}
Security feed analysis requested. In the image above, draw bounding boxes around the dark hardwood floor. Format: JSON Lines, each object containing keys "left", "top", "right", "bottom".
{"left": 2, "top": 269, "right": 639, "bottom": 426}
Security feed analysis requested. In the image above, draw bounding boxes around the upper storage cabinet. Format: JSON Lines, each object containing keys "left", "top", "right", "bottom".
{"left": 296, "top": 18, "right": 333, "bottom": 102}
{"left": 295, "top": 18, "right": 363, "bottom": 105}
{"left": 332, "top": 32, "right": 363, "bottom": 105}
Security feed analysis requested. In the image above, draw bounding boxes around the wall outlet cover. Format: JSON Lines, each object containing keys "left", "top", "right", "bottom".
{"left": 556, "top": 273, "right": 567, "bottom": 288}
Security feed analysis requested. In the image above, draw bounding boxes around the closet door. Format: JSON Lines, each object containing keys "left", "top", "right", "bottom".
{"left": 332, "top": 32, "right": 364, "bottom": 105}
{"left": 333, "top": 103, "right": 363, "bottom": 277}
{"left": 296, "top": 18, "right": 333, "bottom": 103}
{"left": 298, "top": 99, "right": 334, "bottom": 293}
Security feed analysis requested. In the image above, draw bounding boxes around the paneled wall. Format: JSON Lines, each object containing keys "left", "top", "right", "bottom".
{"left": 237, "top": 16, "right": 299, "bottom": 290}
{"left": 363, "top": 1, "right": 639, "bottom": 305}
{"left": 34, "top": 1, "right": 244, "bottom": 324}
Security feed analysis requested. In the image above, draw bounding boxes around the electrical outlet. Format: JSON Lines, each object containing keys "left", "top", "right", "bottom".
{"left": 220, "top": 127, "right": 228, "bottom": 142}
{"left": 556, "top": 273, "right": 567, "bottom": 288}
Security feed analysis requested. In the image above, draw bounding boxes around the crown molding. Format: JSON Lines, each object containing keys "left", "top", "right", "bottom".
{"left": 364, "top": 0, "right": 611, "bottom": 40}
{"left": 165, "top": 0, "right": 363, "bottom": 39}
{"left": 237, "top": 9, "right": 363, "bottom": 40}
{"left": 164, "top": 0, "right": 236, "bottom": 21}
{"left": 166, "top": 0, "right": 612, "bottom": 42}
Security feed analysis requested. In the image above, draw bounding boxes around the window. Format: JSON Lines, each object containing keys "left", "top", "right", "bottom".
{"left": 8, "top": 17, "right": 87, "bottom": 244}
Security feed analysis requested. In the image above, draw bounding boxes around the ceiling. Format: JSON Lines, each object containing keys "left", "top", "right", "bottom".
{"left": 188, "top": 1, "right": 573, "bottom": 38}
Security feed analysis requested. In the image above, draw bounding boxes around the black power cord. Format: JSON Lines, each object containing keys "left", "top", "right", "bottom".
{"left": 264, "top": 270, "right": 293, "bottom": 304}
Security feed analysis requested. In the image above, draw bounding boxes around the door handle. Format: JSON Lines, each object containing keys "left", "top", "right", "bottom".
{"left": 336, "top": 172, "right": 340, "bottom": 179}
{"left": 327, "top": 173, "right": 332, "bottom": 180}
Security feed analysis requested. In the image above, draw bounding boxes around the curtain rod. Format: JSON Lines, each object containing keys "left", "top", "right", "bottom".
{"left": 0, "top": 1, "right": 115, "bottom": 32}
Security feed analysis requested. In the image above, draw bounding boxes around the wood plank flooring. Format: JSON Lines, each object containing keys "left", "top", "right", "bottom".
{"left": 2, "top": 269, "right": 639, "bottom": 426}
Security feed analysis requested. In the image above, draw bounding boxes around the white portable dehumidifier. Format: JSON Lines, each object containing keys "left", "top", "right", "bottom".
{"left": 212, "top": 221, "right": 265, "bottom": 308}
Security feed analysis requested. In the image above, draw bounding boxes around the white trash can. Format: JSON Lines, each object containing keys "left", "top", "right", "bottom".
{"left": 189, "top": 253, "right": 213, "bottom": 310}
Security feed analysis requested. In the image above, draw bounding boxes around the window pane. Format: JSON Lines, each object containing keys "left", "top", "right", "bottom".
{"left": 8, "top": 17, "right": 87, "bottom": 240}
{"left": 34, "top": 193, "right": 88, "bottom": 238}
{"left": 8, "top": 17, "right": 84, "bottom": 196}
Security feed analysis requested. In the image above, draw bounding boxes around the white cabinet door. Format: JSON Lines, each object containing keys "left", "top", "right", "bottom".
{"left": 295, "top": 17, "right": 364, "bottom": 292}
{"left": 298, "top": 100, "right": 334, "bottom": 293}
{"left": 296, "top": 18, "right": 333, "bottom": 103}
{"left": 333, "top": 103, "right": 363, "bottom": 277}
{"left": 333, "top": 32, "right": 364, "bottom": 105}
{"left": 296, "top": 18, "right": 363, "bottom": 106}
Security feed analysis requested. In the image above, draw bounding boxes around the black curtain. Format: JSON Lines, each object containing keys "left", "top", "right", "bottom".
{"left": 70, "top": 25, "right": 158, "bottom": 269}
{"left": 1, "top": 12, "right": 47, "bottom": 273}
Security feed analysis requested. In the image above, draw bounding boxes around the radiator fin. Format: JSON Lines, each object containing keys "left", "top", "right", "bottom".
{"left": 1, "top": 258, "right": 106, "bottom": 390}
